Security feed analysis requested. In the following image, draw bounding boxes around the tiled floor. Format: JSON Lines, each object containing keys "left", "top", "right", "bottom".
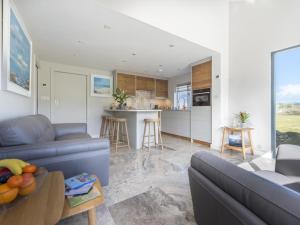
{"left": 59, "top": 135, "right": 274, "bottom": 225}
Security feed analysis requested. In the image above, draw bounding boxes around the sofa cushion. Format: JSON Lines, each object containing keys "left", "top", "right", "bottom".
{"left": 191, "top": 151, "right": 300, "bottom": 225}
{"left": 0, "top": 114, "right": 55, "bottom": 147}
{"left": 276, "top": 144, "right": 300, "bottom": 176}
{"left": 55, "top": 133, "right": 91, "bottom": 141}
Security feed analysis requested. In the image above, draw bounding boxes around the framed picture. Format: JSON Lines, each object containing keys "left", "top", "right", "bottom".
{"left": 2, "top": 0, "right": 33, "bottom": 97}
{"left": 91, "top": 74, "right": 113, "bottom": 97}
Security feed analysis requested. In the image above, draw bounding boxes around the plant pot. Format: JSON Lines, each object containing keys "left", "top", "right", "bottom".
{"left": 117, "top": 103, "right": 126, "bottom": 110}
{"left": 240, "top": 122, "right": 247, "bottom": 128}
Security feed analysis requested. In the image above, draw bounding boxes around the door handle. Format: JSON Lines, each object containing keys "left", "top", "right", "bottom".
{"left": 54, "top": 99, "right": 59, "bottom": 105}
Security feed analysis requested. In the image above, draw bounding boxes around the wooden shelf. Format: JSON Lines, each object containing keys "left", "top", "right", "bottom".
{"left": 224, "top": 144, "right": 251, "bottom": 152}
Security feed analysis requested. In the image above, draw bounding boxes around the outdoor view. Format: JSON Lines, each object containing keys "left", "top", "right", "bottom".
{"left": 275, "top": 46, "right": 300, "bottom": 146}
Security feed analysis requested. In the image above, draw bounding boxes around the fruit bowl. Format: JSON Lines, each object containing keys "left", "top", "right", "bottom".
{"left": 0, "top": 161, "right": 48, "bottom": 211}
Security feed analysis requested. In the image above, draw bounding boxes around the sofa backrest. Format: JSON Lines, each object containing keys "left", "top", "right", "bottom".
{"left": 0, "top": 114, "right": 55, "bottom": 147}
{"left": 190, "top": 151, "right": 300, "bottom": 225}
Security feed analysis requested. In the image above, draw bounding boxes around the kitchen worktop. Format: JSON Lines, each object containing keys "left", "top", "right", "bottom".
{"left": 105, "top": 109, "right": 162, "bottom": 112}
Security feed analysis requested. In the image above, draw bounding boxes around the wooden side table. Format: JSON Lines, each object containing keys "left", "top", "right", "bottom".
{"left": 221, "top": 127, "right": 254, "bottom": 159}
{"left": 61, "top": 177, "right": 104, "bottom": 225}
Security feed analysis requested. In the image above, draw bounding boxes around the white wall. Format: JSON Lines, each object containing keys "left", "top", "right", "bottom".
{"left": 0, "top": 0, "right": 37, "bottom": 121}
{"left": 229, "top": 0, "right": 300, "bottom": 151}
{"left": 37, "top": 61, "right": 113, "bottom": 137}
{"left": 99, "top": 0, "right": 229, "bottom": 149}
{"left": 168, "top": 73, "right": 191, "bottom": 105}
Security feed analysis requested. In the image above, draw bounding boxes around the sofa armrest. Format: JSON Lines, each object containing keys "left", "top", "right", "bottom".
{"left": 0, "top": 138, "right": 110, "bottom": 161}
{"left": 52, "top": 123, "right": 87, "bottom": 138}
{"left": 275, "top": 144, "right": 300, "bottom": 177}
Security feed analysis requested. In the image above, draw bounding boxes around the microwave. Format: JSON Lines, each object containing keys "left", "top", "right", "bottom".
{"left": 192, "top": 88, "right": 211, "bottom": 106}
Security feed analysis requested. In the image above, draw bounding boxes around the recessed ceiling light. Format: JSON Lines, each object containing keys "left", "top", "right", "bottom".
{"left": 169, "top": 44, "right": 175, "bottom": 48}
{"left": 158, "top": 68, "right": 163, "bottom": 72}
{"left": 104, "top": 25, "right": 111, "bottom": 30}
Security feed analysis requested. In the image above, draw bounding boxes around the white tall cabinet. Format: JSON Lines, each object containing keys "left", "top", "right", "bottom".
{"left": 191, "top": 106, "right": 212, "bottom": 143}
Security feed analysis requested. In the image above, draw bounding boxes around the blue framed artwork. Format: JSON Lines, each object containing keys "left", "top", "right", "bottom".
{"left": 91, "top": 74, "right": 113, "bottom": 97}
{"left": 2, "top": 0, "right": 32, "bottom": 97}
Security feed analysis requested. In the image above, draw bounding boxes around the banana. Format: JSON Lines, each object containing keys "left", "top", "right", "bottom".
{"left": 0, "top": 159, "right": 29, "bottom": 175}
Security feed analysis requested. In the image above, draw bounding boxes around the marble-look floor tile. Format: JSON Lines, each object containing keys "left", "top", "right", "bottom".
{"left": 59, "top": 135, "right": 274, "bottom": 225}
{"left": 109, "top": 187, "right": 196, "bottom": 225}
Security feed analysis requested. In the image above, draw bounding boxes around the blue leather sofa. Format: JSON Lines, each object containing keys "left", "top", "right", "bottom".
{"left": 0, "top": 114, "right": 110, "bottom": 186}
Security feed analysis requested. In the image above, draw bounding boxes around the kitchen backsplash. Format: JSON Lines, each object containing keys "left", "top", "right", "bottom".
{"left": 126, "top": 90, "right": 171, "bottom": 109}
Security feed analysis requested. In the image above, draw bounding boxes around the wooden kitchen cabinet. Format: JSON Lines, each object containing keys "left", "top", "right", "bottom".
{"left": 136, "top": 76, "right": 155, "bottom": 91}
{"left": 136, "top": 76, "right": 146, "bottom": 90}
{"left": 155, "top": 79, "right": 168, "bottom": 98}
{"left": 192, "top": 60, "right": 212, "bottom": 90}
{"left": 117, "top": 73, "right": 136, "bottom": 96}
{"left": 146, "top": 78, "right": 155, "bottom": 91}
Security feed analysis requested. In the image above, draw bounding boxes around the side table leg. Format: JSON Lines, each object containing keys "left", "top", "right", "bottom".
{"left": 248, "top": 130, "right": 254, "bottom": 155}
{"left": 220, "top": 128, "right": 226, "bottom": 153}
{"left": 241, "top": 130, "right": 246, "bottom": 160}
{"left": 88, "top": 208, "right": 96, "bottom": 225}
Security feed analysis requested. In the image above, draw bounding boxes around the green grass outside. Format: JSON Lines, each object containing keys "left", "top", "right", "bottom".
{"left": 276, "top": 114, "right": 300, "bottom": 133}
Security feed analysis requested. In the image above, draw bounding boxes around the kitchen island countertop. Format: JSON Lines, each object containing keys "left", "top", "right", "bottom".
{"left": 105, "top": 109, "right": 162, "bottom": 112}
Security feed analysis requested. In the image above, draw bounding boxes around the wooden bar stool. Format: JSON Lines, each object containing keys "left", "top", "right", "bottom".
{"left": 99, "top": 115, "right": 112, "bottom": 138}
{"left": 142, "top": 118, "right": 163, "bottom": 151}
{"left": 111, "top": 118, "right": 131, "bottom": 152}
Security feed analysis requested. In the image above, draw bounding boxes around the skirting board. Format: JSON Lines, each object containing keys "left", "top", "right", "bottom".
{"left": 161, "top": 132, "right": 211, "bottom": 147}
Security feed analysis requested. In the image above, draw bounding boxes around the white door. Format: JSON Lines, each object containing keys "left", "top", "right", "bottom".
{"left": 51, "top": 71, "right": 87, "bottom": 123}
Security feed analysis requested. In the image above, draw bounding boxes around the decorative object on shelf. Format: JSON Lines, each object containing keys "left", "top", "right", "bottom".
{"left": 113, "top": 88, "right": 129, "bottom": 109}
{"left": 0, "top": 159, "right": 38, "bottom": 205}
{"left": 91, "top": 74, "right": 113, "bottom": 97}
{"left": 228, "top": 134, "right": 242, "bottom": 147}
{"left": 238, "top": 111, "right": 250, "bottom": 128}
{"left": 2, "top": 0, "right": 33, "bottom": 97}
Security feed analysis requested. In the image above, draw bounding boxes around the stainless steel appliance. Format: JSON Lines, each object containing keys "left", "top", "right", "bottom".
{"left": 192, "top": 88, "right": 211, "bottom": 106}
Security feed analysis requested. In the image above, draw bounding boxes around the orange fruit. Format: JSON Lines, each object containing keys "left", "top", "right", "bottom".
{"left": 7, "top": 175, "right": 23, "bottom": 188}
{"left": 0, "top": 183, "right": 18, "bottom": 204}
{"left": 22, "top": 164, "right": 37, "bottom": 173}
{"left": 19, "top": 178, "right": 36, "bottom": 196}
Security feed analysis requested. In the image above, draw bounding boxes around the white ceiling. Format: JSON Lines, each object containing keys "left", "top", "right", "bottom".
{"left": 15, "top": 0, "right": 215, "bottom": 77}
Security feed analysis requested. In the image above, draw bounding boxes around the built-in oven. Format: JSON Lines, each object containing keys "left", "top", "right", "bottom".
{"left": 192, "top": 88, "right": 211, "bottom": 106}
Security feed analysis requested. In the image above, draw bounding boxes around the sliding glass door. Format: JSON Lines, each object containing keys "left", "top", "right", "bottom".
{"left": 272, "top": 45, "right": 300, "bottom": 151}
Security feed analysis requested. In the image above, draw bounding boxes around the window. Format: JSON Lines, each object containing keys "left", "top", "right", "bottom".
{"left": 174, "top": 83, "right": 191, "bottom": 109}
{"left": 272, "top": 45, "right": 300, "bottom": 151}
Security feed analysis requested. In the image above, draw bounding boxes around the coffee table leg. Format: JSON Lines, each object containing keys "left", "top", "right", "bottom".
{"left": 88, "top": 208, "right": 96, "bottom": 225}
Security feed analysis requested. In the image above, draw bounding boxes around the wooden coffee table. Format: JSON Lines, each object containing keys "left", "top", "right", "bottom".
{"left": 61, "top": 177, "right": 104, "bottom": 225}
{"left": 0, "top": 171, "right": 65, "bottom": 225}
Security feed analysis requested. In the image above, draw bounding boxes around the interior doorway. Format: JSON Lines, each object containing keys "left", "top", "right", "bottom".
{"left": 51, "top": 71, "right": 87, "bottom": 123}
{"left": 272, "top": 45, "right": 300, "bottom": 152}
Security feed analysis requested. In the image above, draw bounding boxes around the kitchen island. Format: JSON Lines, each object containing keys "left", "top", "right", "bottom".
{"left": 105, "top": 109, "right": 162, "bottom": 149}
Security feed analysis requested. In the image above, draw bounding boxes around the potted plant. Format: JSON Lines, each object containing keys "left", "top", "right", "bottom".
{"left": 239, "top": 112, "right": 250, "bottom": 128}
{"left": 112, "top": 88, "right": 129, "bottom": 109}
